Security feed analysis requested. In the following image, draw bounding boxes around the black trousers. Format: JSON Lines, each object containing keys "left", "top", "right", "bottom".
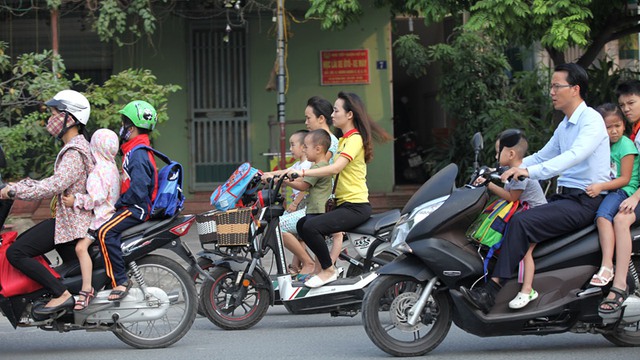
{"left": 492, "top": 192, "right": 603, "bottom": 279}
{"left": 297, "top": 202, "right": 372, "bottom": 269}
{"left": 6, "top": 219, "right": 76, "bottom": 297}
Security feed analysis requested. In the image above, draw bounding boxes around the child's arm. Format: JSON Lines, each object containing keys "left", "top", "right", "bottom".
{"left": 486, "top": 182, "right": 524, "bottom": 203}
{"left": 586, "top": 154, "right": 635, "bottom": 197}
{"left": 285, "top": 177, "right": 311, "bottom": 191}
{"left": 287, "top": 191, "right": 306, "bottom": 212}
{"left": 70, "top": 172, "right": 109, "bottom": 211}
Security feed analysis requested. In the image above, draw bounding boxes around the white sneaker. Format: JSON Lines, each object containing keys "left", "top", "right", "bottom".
{"left": 509, "top": 289, "right": 538, "bottom": 309}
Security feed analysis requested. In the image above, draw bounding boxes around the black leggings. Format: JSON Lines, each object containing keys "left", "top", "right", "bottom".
{"left": 297, "top": 202, "right": 372, "bottom": 269}
{"left": 6, "top": 219, "right": 76, "bottom": 297}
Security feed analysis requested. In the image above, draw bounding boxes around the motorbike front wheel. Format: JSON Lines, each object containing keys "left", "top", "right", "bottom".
{"left": 362, "top": 275, "right": 452, "bottom": 357}
{"left": 113, "top": 255, "right": 198, "bottom": 349}
{"left": 200, "top": 265, "right": 271, "bottom": 330}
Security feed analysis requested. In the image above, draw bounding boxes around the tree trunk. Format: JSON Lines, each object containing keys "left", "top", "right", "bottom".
{"left": 546, "top": 47, "right": 566, "bottom": 66}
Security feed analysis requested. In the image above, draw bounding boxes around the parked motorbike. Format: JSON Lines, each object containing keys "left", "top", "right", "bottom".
{"left": 196, "top": 174, "right": 399, "bottom": 330}
{"left": 397, "top": 131, "right": 428, "bottom": 183}
{"left": 361, "top": 132, "right": 640, "bottom": 356}
{"left": 0, "top": 149, "right": 204, "bottom": 348}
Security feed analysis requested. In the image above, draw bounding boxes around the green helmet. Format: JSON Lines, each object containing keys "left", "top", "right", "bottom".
{"left": 119, "top": 100, "right": 157, "bottom": 130}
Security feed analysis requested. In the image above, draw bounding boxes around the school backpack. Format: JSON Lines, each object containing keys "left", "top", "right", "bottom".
{"left": 211, "top": 162, "right": 262, "bottom": 211}
{"left": 132, "top": 145, "right": 185, "bottom": 219}
{"left": 467, "top": 199, "right": 529, "bottom": 277}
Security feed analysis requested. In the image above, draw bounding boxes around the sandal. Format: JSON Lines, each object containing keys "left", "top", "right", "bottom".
{"left": 590, "top": 266, "right": 614, "bottom": 286}
{"left": 108, "top": 280, "right": 133, "bottom": 301}
{"left": 599, "top": 286, "right": 628, "bottom": 314}
{"left": 74, "top": 288, "right": 95, "bottom": 311}
{"left": 288, "top": 264, "right": 300, "bottom": 276}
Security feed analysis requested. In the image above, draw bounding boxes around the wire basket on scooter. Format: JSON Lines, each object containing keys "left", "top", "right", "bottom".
{"left": 196, "top": 208, "right": 252, "bottom": 246}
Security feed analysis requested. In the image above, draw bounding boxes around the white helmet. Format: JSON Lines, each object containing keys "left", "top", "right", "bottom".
{"left": 45, "top": 90, "right": 90, "bottom": 125}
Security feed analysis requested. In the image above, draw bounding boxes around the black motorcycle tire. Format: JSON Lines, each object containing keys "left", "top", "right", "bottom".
{"left": 345, "top": 251, "right": 397, "bottom": 278}
{"left": 200, "top": 265, "right": 271, "bottom": 330}
{"left": 602, "top": 253, "right": 640, "bottom": 347}
{"left": 113, "top": 255, "right": 198, "bottom": 349}
{"left": 362, "top": 275, "right": 452, "bottom": 357}
{"left": 189, "top": 257, "right": 215, "bottom": 317}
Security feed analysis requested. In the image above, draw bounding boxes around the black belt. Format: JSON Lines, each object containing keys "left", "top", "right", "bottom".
{"left": 556, "top": 186, "right": 585, "bottom": 195}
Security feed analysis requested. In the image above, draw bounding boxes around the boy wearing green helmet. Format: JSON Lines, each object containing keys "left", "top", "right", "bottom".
{"left": 97, "top": 100, "right": 160, "bottom": 301}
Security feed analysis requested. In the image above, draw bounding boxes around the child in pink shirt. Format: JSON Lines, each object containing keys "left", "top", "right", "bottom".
{"left": 62, "top": 129, "right": 120, "bottom": 310}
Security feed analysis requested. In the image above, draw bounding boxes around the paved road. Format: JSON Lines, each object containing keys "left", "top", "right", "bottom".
{"left": 1, "top": 305, "right": 638, "bottom": 360}
{"left": 2, "top": 225, "right": 639, "bottom": 359}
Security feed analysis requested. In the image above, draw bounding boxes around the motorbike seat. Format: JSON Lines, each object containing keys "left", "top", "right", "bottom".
{"left": 532, "top": 224, "right": 596, "bottom": 259}
{"left": 121, "top": 218, "right": 174, "bottom": 240}
{"left": 349, "top": 209, "right": 401, "bottom": 235}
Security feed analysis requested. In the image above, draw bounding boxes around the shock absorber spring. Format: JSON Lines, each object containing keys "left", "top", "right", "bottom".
{"left": 629, "top": 256, "right": 640, "bottom": 296}
{"left": 129, "top": 261, "right": 148, "bottom": 294}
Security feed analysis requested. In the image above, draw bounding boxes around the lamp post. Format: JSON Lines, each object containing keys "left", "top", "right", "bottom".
{"left": 276, "top": 0, "right": 287, "bottom": 170}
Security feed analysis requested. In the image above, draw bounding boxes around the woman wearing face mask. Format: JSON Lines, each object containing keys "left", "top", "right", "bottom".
{"left": 0, "top": 90, "right": 94, "bottom": 315}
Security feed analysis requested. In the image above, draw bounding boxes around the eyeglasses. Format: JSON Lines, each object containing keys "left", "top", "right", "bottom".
{"left": 550, "top": 83, "right": 574, "bottom": 91}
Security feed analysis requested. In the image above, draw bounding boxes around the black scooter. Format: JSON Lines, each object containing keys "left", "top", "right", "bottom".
{"left": 360, "top": 133, "right": 640, "bottom": 356}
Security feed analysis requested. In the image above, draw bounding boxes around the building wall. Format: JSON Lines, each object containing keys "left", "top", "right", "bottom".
{"left": 113, "top": 2, "right": 395, "bottom": 195}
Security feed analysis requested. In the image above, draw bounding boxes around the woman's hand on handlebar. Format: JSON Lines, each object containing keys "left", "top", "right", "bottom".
{"left": 500, "top": 167, "right": 529, "bottom": 183}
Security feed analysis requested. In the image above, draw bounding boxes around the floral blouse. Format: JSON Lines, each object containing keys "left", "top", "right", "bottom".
{"left": 13, "top": 135, "right": 94, "bottom": 245}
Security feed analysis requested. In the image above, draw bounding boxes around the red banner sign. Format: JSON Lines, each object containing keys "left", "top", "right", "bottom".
{"left": 320, "top": 49, "right": 370, "bottom": 85}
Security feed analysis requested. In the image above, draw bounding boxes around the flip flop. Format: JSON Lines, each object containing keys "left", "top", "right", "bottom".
{"left": 108, "top": 280, "right": 133, "bottom": 301}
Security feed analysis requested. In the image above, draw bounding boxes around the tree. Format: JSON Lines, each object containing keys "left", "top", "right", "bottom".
{"left": 0, "top": 42, "right": 180, "bottom": 180}
{"left": 307, "top": 0, "right": 640, "bottom": 68}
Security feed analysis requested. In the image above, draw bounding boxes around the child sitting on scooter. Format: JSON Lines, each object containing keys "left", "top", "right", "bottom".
{"left": 263, "top": 130, "right": 313, "bottom": 275}
{"left": 62, "top": 129, "right": 120, "bottom": 310}
{"left": 586, "top": 103, "right": 639, "bottom": 314}
{"left": 97, "top": 100, "right": 160, "bottom": 301}
{"left": 286, "top": 129, "right": 333, "bottom": 281}
{"left": 475, "top": 130, "right": 547, "bottom": 309}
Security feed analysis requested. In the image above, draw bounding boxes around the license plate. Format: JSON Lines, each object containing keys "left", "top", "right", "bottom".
{"left": 408, "top": 155, "right": 422, "bottom": 167}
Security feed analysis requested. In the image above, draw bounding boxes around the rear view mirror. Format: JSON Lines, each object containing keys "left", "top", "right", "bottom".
{"left": 472, "top": 132, "right": 483, "bottom": 152}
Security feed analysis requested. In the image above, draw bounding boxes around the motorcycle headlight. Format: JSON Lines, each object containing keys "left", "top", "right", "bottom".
{"left": 390, "top": 195, "right": 449, "bottom": 253}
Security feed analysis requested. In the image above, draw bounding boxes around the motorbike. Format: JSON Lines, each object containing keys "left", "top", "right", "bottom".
{"left": 397, "top": 131, "right": 428, "bottom": 183}
{"left": 360, "top": 132, "right": 640, "bottom": 356}
{"left": 195, "top": 174, "right": 399, "bottom": 330}
{"left": 0, "top": 148, "right": 205, "bottom": 349}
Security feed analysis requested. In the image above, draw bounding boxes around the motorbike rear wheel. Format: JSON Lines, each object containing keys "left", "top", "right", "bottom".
{"left": 362, "top": 275, "right": 452, "bottom": 356}
{"left": 113, "top": 255, "right": 197, "bottom": 349}
{"left": 200, "top": 265, "right": 271, "bottom": 330}
{"left": 602, "top": 254, "right": 640, "bottom": 347}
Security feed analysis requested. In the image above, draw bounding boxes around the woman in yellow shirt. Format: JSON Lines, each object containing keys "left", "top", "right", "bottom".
{"left": 288, "top": 91, "right": 392, "bottom": 288}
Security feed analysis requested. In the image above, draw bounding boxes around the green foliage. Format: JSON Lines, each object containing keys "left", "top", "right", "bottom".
{"left": 87, "top": 69, "right": 181, "bottom": 132}
{"left": 306, "top": 0, "right": 364, "bottom": 30}
{"left": 392, "top": 34, "right": 429, "bottom": 78}
{"left": 422, "top": 32, "right": 555, "bottom": 184}
{"left": 93, "top": 0, "right": 166, "bottom": 46}
{"left": 0, "top": 44, "right": 180, "bottom": 180}
{"left": 585, "top": 58, "right": 640, "bottom": 108}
